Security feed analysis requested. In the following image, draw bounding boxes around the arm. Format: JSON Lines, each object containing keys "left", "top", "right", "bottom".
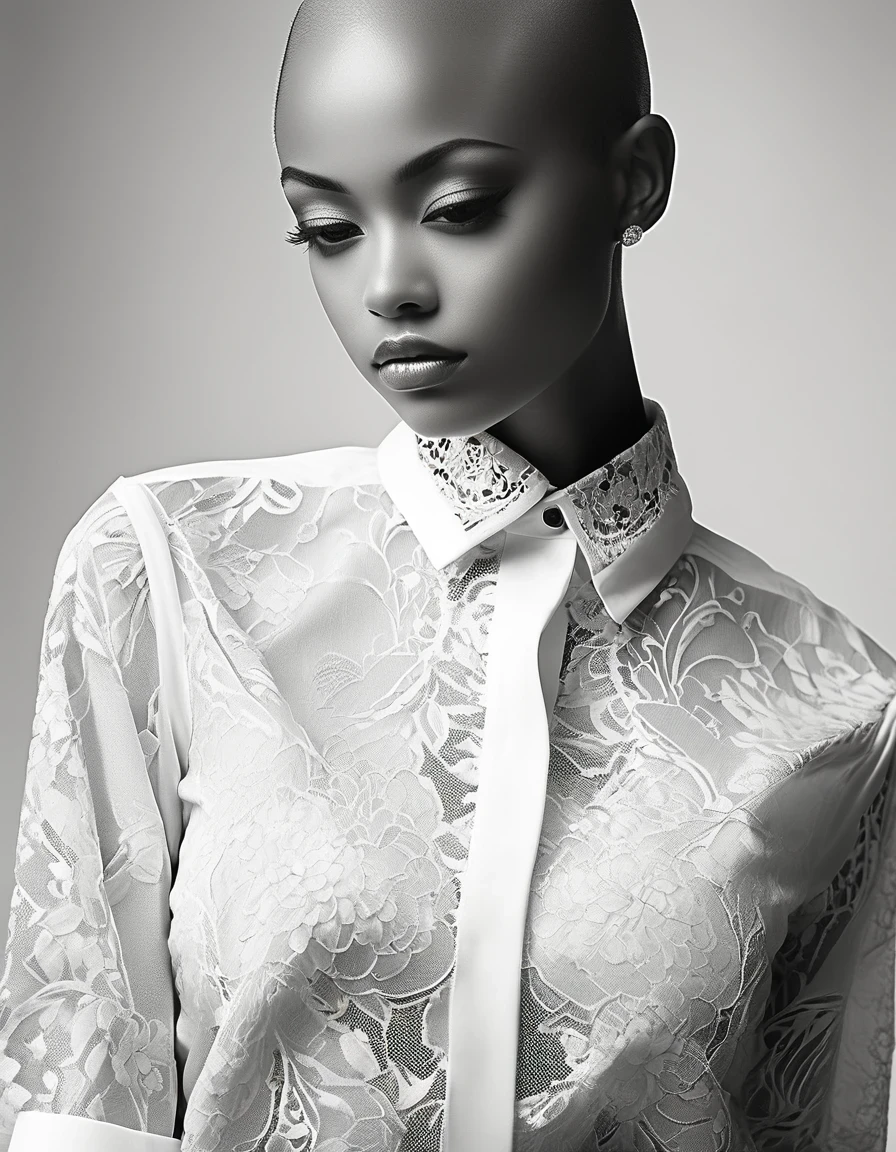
{"left": 0, "top": 487, "right": 184, "bottom": 1150}
{"left": 740, "top": 692, "right": 896, "bottom": 1150}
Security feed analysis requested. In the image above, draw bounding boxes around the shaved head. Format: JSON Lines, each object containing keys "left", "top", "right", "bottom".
{"left": 276, "top": 0, "right": 650, "bottom": 164}
{"left": 271, "top": 0, "right": 671, "bottom": 449}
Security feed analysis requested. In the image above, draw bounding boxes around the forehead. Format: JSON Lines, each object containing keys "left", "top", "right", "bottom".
{"left": 274, "top": 1, "right": 586, "bottom": 168}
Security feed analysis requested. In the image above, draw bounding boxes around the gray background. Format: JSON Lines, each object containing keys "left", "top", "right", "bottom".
{"left": 3, "top": 1, "right": 895, "bottom": 1108}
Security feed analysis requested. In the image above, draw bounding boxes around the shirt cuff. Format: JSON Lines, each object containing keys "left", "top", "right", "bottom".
{"left": 6, "top": 1112, "right": 181, "bottom": 1151}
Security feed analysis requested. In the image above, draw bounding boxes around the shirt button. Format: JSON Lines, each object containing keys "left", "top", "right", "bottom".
{"left": 542, "top": 506, "right": 565, "bottom": 529}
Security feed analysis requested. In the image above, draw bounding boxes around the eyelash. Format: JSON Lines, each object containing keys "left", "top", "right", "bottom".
{"left": 284, "top": 188, "right": 512, "bottom": 253}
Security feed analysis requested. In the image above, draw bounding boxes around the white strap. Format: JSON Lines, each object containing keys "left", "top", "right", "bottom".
{"left": 111, "top": 476, "right": 191, "bottom": 859}
{"left": 8, "top": 1112, "right": 181, "bottom": 1151}
{"left": 442, "top": 528, "right": 579, "bottom": 1152}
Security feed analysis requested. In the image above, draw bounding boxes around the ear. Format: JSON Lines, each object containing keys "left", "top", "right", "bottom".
{"left": 610, "top": 113, "right": 676, "bottom": 239}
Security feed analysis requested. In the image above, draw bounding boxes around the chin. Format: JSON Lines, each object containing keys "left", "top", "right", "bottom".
{"left": 373, "top": 358, "right": 533, "bottom": 441}
{"left": 405, "top": 391, "right": 553, "bottom": 442}
{"left": 374, "top": 389, "right": 488, "bottom": 443}
{"left": 390, "top": 401, "right": 500, "bottom": 442}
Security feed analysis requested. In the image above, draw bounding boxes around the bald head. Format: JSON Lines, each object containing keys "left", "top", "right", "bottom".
{"left": 275, "top": 0, "right": 650, "bottom": 165}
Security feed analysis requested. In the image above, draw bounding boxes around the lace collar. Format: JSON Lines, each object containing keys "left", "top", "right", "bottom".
{"left": 414, "top": 396, "right": 678, "bottom": 564}
{"left": 376, "top": 396, "right": 695, "bottom": 623}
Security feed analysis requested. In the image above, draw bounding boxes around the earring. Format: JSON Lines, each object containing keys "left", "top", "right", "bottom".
{"left": 621, "top": 224, "right": 643, "bottom": 246}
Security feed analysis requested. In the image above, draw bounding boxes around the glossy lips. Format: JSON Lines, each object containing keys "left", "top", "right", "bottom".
{"left": 373, "top": 334, "right": 467, "bottom": 392}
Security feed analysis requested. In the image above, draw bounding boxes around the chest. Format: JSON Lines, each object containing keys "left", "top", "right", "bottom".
{"left": 167, "top": 541, "right": 809, "bottom": 1063}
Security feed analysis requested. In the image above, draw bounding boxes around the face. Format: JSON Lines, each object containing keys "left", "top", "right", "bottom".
{"left": 273, "top": 5, "right": 623, "bottom": 439}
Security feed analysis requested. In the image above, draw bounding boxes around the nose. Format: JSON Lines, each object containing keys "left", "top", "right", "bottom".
{"left": 362, "top": 229, "right": 438, "bottom": 318}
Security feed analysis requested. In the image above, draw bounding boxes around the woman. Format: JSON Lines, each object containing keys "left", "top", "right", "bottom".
{"left": 2, "top": 0, "right": 896, "bottom": 1149}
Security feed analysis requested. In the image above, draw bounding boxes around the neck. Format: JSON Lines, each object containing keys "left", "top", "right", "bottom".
{"left": 485, "top": 246, "right": 647, "bottom": 490}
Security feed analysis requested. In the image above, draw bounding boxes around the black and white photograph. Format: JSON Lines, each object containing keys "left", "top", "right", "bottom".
{"left": 2, "top": 2, "right": 895, "bottom": 1149}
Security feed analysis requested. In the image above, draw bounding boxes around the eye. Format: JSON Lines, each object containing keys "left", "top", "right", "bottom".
{"left": 422, "top": 187, "right": 512, "bottom": 229}
{"left": 284, "top": 187, "right": 514, "bottom": 253}
{"left": 284, "top": 219, "right": 362, "bottom": 252}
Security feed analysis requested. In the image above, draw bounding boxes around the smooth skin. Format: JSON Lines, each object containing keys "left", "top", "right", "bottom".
{"left": 273, "top": 0, "right": 675, "bottom": 489}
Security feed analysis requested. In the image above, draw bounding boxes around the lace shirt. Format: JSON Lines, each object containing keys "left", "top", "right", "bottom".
{"left": 2, "top": 397, "right": 895, "bottom": 1152}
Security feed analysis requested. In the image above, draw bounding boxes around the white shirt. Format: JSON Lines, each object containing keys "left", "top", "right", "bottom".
{"left": 2, "top": 396, "right": 895, "bottom": 1151}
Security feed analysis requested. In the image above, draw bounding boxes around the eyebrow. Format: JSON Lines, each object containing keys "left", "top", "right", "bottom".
{"left": 280, "top": 136, "right": 517, "bottom": 194}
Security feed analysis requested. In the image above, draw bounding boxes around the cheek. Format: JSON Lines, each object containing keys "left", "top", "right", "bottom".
{"left": 453, "top": 210, "right": 614, "bottom": 369}
{"left": 309, "top": 263, "right": 354, "bottom": 340}
{"left": 307, "top": 260, "right": 380, "bottom": 382}
{"left": 506, "top": 230, "right": 609, "bottom": 322}
{"left": 519, "top": 192, "right": 612, "bottom": 310}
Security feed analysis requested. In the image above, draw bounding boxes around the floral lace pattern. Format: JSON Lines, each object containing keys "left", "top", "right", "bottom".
{"left": 414, "top": 399, "right": 679, "bottom": 568}
{"left": 565, "top": 401, "right": 678, "bottom": 567}
{"left": 414, "top": 429, "right": 542, "bottom": 528}
{"left": 1, "top": 444, "right": 895, "bottom": 1152}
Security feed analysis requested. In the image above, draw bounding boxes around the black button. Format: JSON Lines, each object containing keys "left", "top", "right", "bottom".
{"left": 542, "top": 506, "right": 564, "bottom": 528}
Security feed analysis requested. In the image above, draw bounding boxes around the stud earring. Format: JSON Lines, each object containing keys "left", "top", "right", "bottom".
{"left": 621, "top": 224, "right": 643, "bottom": 246}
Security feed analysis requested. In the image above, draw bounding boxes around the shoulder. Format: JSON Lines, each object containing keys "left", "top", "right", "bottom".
{"left": 62, "top": 442, "right": 382, "bottom": 546}
{"left": 670, "top": 520, "right": 896, "bottom": 740}
{"left": 51, "top": 483, "right": 139, "bottom": 602}
{"left": 114, "top": 443, "right": 382, "bottom": 528}
{"left": 45, "top": 443, "right": 385, "bottom": 664}
{"left": 54, "top": 442, "right": 380, "bottom": 585}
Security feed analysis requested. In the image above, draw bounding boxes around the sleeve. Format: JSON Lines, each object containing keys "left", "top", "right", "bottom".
{"left": 738, "top": 689, "right": 896, "bottom": 1151}
{"left": 0, "top": 486, "right": 185, "bottom": 1151}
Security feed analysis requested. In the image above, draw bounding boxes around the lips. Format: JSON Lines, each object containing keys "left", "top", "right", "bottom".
{"left": 372, "top": 334, "right": 466, "bottom": 368}
{"left": 377, "top": 355, "right": 466, "bottom": 392}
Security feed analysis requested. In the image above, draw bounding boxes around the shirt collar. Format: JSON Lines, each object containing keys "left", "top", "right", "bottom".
{"left": 376, "top": 395, "right": 696, "bottom": 624}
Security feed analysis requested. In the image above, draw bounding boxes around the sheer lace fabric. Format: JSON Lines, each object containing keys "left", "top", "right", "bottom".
{"left": 1, "top": 398, "right": 895, "bottom": 1151}
{"left": 415, "top": 399, "right": 678, "bottom": 569}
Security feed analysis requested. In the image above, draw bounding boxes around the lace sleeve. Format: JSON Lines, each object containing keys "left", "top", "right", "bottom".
{"left": 740, "top": 694, "right": 896, "bottom": 1150}
{"left": 0, "top": 487, "right": 183, "bottom": 1150}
